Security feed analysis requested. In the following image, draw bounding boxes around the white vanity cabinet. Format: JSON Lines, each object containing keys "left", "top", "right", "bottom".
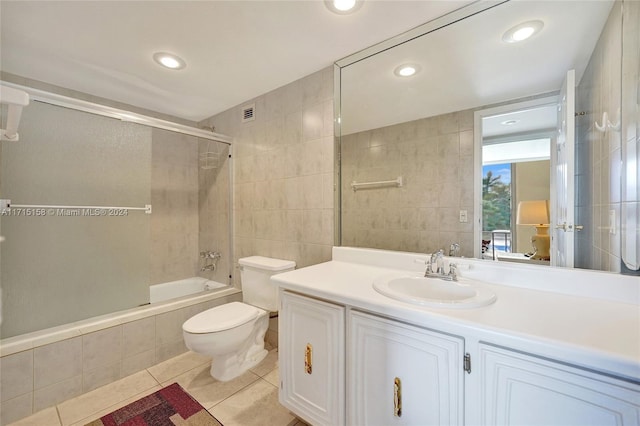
{"left": 278, "top": 287, "right": 640, "bottom": 426}
{"left": 279, "top": 291, "right": 345, "bottom": 426}
{"left": 348, "top": 311, "right": 465, "bottom": 425}
{"left": 479, "top": 344, "right": 640, "bottom": 425}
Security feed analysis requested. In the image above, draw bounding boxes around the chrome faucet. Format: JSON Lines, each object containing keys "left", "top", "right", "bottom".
{"left": 448, "top": 263, "right": 458, "bottom": 281}
{"left": 449, "top": 243, "right": 460, "bottom": 257}
{"left": 200, "top": 250, "right": 221, "bottom": 272}
{"left": 424, "top": 249, "right": 458, "bottom": 281}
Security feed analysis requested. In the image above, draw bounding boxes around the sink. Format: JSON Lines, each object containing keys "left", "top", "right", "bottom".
{"left": 373, "top": 274, "right": 497, "bottom": 308}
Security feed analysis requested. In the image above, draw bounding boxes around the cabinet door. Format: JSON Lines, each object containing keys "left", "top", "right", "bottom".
{"left": 480, "top": 344, "right": 640, "bottom": 425}
{"left": 348, "top": 311, "right": 464, "bottom": 425}
{"left": 279, "top": 291, "right": 345, "bottom": 426}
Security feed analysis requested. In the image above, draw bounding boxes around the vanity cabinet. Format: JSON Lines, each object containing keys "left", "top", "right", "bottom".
{"left": 279, "top": 291, "right": 345, "bottom": 426}
{"left": 480, "top": 344, "right": 640, "bottom": 425}
{"left": 279, "top": 289, "right": 640, "bottom": 426}
{"left": 348, "top": 311, "right": 464, "bottom": 425}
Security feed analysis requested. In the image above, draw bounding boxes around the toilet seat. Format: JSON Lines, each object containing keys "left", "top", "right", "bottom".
{"left": 183, "top": 302, "right": 260, "bottom": 334}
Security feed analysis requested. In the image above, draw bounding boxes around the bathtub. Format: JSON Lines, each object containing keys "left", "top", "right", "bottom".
{"left": 0, "top": 278, "right": 240, "bottom": 358}
{"left": 150, "top": 277, "right": 229, "bottom": 303}
{"left": 0, "top": 277, "right": 241, "bottom": 423}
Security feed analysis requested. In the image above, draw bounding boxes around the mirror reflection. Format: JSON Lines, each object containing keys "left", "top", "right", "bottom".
{"left": 338, "top": 0, "right": 639, "bottom": 274}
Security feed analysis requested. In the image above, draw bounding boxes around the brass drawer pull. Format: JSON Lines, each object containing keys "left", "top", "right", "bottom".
{"left": 305, "top": 343, "right": 313, "bottom": 374}
{"left": 394, "top": 377, "right": 402, "bottom": 417}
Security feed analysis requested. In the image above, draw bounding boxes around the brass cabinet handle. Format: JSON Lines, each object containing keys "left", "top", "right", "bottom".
{"left": 305, "top": 343, "right": 313, "bottom": 374}
{"left": 394, "top": 377, "right": 402, "bottom": 417}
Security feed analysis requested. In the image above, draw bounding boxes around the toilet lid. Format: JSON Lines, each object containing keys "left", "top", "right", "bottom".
{"left": 183, "top": 302, "right": 260, "bottom": 334}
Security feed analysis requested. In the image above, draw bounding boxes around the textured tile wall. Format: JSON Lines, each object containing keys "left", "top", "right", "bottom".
{"left": 150, "top": 129, "right": 200, "bottom": 285}
{"left": 341, "top": 110, "right": 475, "bottom": 257}
{"left": 0, "top": 293, "right": 241, "bottom": 425}
{"left": 150, "top": 129, "right": 232, "bottom": 285}
{"left": 198, "top": 141, "right": 232, "bottom": 283}
{"left": 575, "top": 2, "right": 623, "bottom": 272}
{"left": 198, "top": 67, "right": 335, "bottom": 276}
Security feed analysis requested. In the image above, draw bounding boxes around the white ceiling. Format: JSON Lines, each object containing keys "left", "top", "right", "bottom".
{"left": 0, "top": 0, "right": 472, "bottom": 122}
{"left": 483, "top": 104, "right": 558, "bottom": 139}
{"left": 340, "top": 0, "right": 613, "bottom": 135}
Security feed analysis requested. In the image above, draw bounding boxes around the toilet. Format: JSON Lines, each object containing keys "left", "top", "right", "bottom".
{"left": 182, "top": 256, "right": 295, "bottom": 382}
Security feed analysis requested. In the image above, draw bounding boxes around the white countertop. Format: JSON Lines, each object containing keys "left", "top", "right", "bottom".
{"left": 272, "top": 247, "right": 640, "bottom": 382}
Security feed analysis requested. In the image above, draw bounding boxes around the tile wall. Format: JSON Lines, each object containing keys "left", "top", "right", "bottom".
{"left": 575, "top": 1, "right": 622, "bottom": 272}
{"left": 198, "top": 67, "right": 335, "bottom": 271}
{"left": 340, "top": 110, "right": 475, "bottom": 257}
{"left": 0, "top": 293, "right": 241, "bottom": 425}
{"left": 198, "top": 141, "right": 232, "bottom": 283}
{"left": 150, "top": 128, "right": 200, "bottom": 284}
{"left": 150, "top": 129, "right": 232, "bottom": 285}
{"left": 198, "top": 66, "right": 335, "bottom": 347}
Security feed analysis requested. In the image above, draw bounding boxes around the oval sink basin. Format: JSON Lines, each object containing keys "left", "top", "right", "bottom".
{"left": 373, "top": 274, "right": 497, "bottom": 309}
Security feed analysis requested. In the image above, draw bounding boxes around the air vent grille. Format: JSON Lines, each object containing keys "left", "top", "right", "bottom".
{"left": 241, "top": 104, "right": 255, "bottom": 123}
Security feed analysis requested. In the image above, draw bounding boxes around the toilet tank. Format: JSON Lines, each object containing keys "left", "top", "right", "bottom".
{"left": 239, "top": 256, "right": 296, "bottom": 311}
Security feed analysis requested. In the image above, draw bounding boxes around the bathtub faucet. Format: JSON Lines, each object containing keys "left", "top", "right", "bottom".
{"left": 200, "top": 251, "right": 221, "bottom": 272}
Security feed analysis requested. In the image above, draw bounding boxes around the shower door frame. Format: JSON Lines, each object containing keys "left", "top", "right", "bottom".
{"left": 1, "top": 80, "right": 236, "bottom": 289}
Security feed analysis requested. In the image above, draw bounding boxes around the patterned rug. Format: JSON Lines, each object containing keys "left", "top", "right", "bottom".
{"left": 86, "top": 382, "right": 223, "bottom": 426}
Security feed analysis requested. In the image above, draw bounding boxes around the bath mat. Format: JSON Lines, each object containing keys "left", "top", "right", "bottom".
{"left": 85, "top": 382, "right": 223, "bottom": 426}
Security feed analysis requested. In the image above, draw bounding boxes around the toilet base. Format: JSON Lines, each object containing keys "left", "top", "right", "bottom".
{"left": 208, "top": 314, "right": 269, "bottom": 382}
{"left": 210, "top": 347, "right": 268, "bottom": 382}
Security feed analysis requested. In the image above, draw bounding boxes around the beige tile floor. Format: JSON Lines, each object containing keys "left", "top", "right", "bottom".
{"left": 9, "top": 349, "right": 307, "bottom": 426}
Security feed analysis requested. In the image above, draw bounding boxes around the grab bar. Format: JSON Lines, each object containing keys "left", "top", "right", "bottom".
{"left": 351, "top": 176, "right": 403, "bottom": 191}
{"left": 1, "top": 199, "right": 152, "bottom": 214}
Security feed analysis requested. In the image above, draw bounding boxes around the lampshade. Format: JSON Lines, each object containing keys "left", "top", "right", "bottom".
{"left": 516, "top": 200, "right": 550, "bottom": 225}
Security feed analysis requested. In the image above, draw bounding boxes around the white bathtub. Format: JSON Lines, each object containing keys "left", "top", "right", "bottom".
{"left": 150, "top": 277, "right": 229, "bottom": 304}
{"left": 1, "top": 278, "right": 240, "bottom": 358}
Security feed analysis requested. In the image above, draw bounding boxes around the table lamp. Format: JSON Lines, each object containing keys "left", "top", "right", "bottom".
{"left": 516, "top": 200, "right": 550, "bottom": 261}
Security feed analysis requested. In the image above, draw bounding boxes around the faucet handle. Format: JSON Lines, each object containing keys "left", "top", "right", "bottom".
{"left": 448, "top": 263, "right": 458, "bottom": 281}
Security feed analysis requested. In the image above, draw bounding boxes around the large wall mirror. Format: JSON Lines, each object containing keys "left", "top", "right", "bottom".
{"left": 335, "top": 0, "right": 639, "bottom": 274}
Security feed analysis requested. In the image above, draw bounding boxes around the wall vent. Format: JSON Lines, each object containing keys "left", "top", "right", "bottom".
{"left": 241, "top": 104, "right": 255, "bottom": 123}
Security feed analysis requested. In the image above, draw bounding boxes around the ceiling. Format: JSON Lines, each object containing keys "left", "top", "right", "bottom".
{"left": 483, "top": 104, "right": 558, "bottom": 139}
{"left": 340, "top": 0, "right": 613, "bottom": 135}
{"left": 0, "top": 0, "right": 472, "bottom": 123}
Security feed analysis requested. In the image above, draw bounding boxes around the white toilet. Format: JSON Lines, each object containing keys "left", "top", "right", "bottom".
{"left": 182, "top": 256, "right": 295, "bottom": 382}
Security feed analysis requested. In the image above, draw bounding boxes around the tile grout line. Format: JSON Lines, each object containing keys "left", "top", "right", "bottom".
{"left": 55, "top": 405, "right": 63, "bottom": 426}
{"left": 205, "top": 371, "right": 262, "bottom": 411}
{"left": 151, "top": 359, "right": 212, "bottom": 385}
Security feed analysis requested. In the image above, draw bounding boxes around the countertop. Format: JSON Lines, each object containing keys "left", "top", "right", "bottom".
{"left": 272, "top": 248, "right": 640, "bottom": 382}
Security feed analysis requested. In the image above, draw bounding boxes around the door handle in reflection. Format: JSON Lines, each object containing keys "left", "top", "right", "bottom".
{"left": 556, "top": 223, "right": 583, "bottom": 232}
{"left": 304, "top": 343, "right": 312, "bottom": 374}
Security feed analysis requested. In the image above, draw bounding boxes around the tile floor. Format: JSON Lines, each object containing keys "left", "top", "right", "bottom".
{"left": 8, "top": 349, "right": 307, "bottom": 426}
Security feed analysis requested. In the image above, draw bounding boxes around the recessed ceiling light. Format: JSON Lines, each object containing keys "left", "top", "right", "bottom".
{"left": 153, "top": 52, "right": 186, "bottom": 70}
{"left": 501, "top": 119, "right": 520, "bottom": 126}
{"left": 394, "top": 64, "right": 421, "bottom": 78}
{"left": 502, "top": 20, "right": 544, "bottom": 43}
{"left": 324, "top": 0, "right": 363, "bottom": 14}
